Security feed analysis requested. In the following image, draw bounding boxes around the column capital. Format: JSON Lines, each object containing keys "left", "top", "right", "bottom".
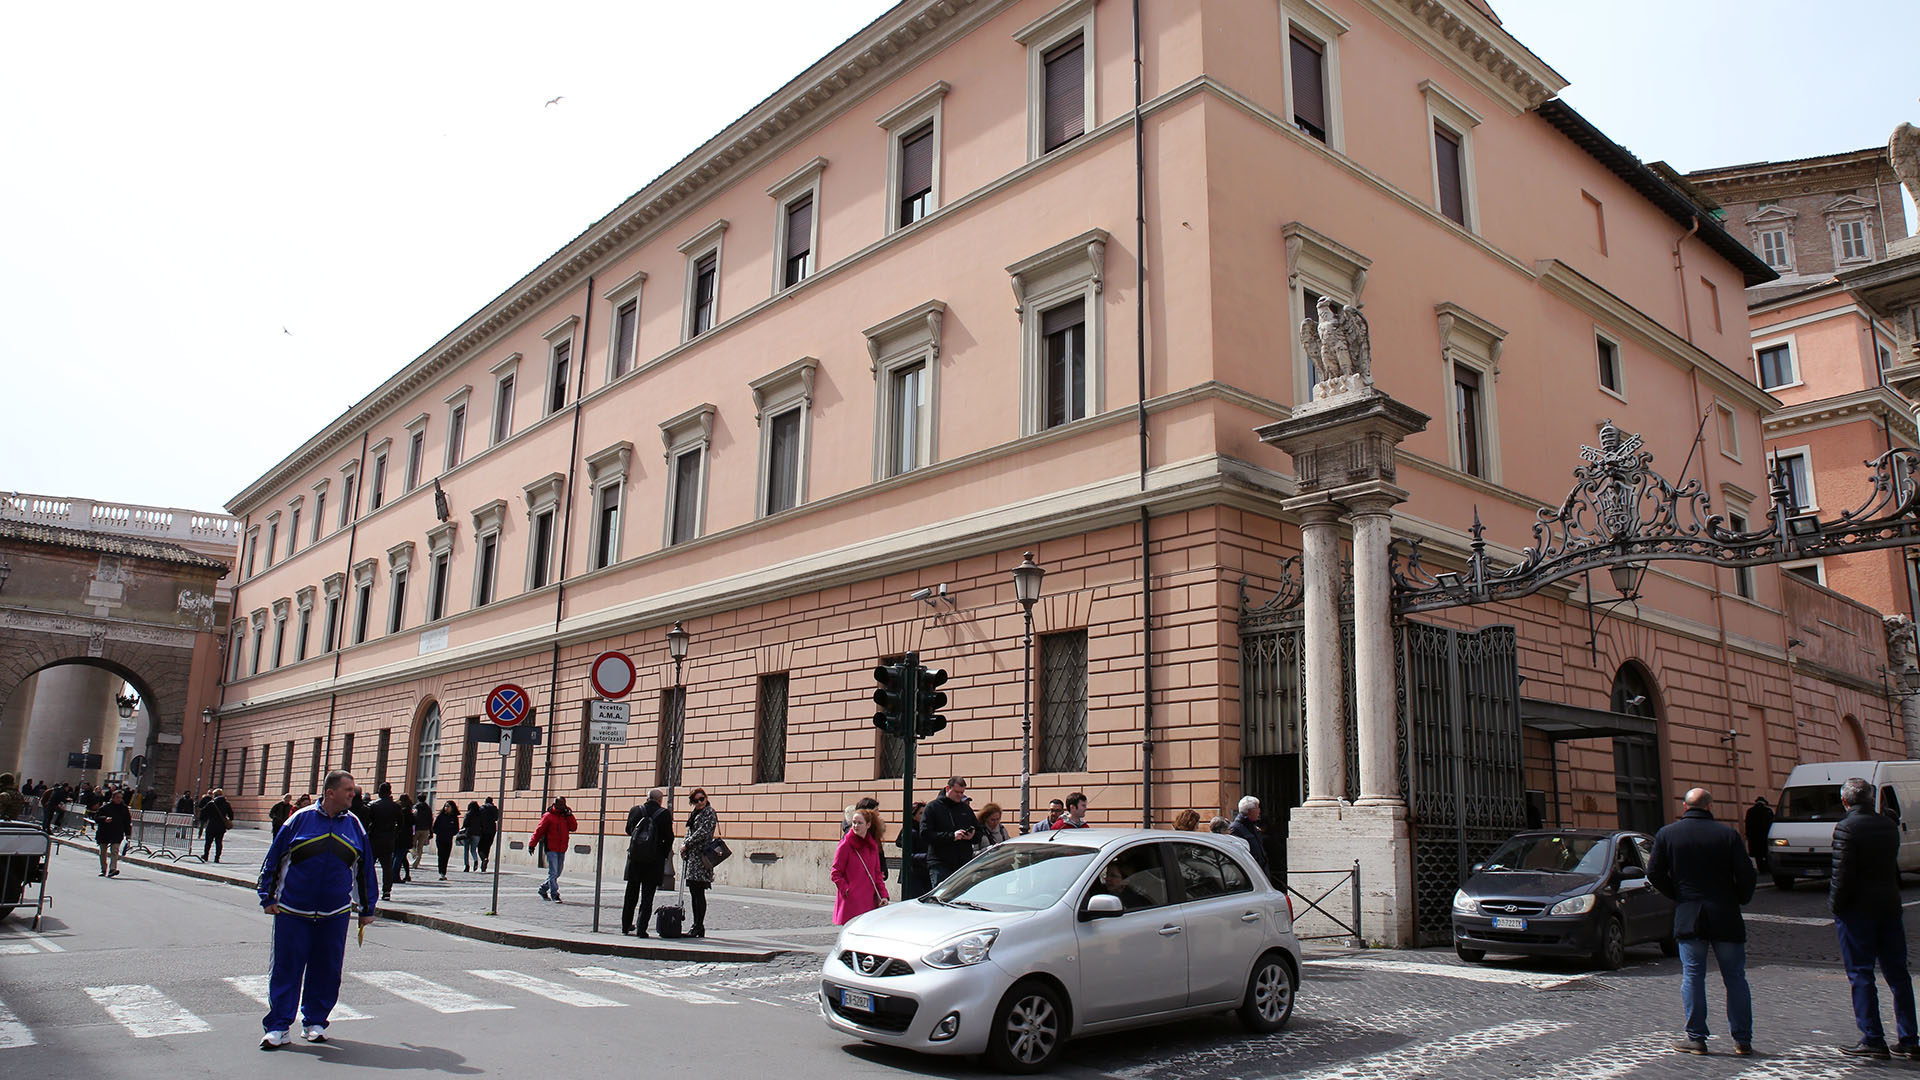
{"left": 1282, "top": 491, "right": 1344, "bottom": 522}
{"left": 1334, "top": 481, "right": 1409, "bottom": 516}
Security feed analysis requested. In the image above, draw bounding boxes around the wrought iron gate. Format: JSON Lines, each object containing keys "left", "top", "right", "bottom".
{"left": 1400, "top": 621, "right": 1526, "bottom": 945}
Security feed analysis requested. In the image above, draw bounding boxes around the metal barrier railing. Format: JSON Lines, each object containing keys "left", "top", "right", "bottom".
{"left": 1286, "top": 860, "right": 1363, "bottom": 945}
{"left": 0, "top": 825, "right": 52, "bottom": 931}
{"left": 129, "top": 810, "right": 189, "bottom": 861}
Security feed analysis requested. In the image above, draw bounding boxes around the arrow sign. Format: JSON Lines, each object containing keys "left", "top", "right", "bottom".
{"left": 486, "top": 683, "right": 531, "bottom": 728}
{"left": 590, "top": 651, "right": 636, "bottom": 700}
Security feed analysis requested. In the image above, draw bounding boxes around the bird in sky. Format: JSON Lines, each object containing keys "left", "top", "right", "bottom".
{"left": 282, "top": 327, "right": 291, "bottom": 335}
{"left": 545, "top": 96, "right": 564, "bottom": 108}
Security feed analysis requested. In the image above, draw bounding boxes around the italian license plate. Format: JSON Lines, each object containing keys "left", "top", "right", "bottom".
{"left": 1491, "top": 916, "right": 1527, "bottom": 931}
{"left": 841, "top": 988, "right": 875, "bottom": 1012}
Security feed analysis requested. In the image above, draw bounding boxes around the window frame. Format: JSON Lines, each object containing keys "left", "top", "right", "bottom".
{"left": 1753, "top": 336, "right": 1799, "bottom": 391}
{"left": 350, "top": 561, "right": 374, "bottom": 645}
{"left": 877, "top": 83, "right": 947, "bottom": 235}
{"left": 1421, "top": 80, "right": 1482, "bottom": 232}
{"left": 367, "top": 439, "right": 391, "bottom": 511}
{"left": 1435, "top": 303, "right": 1506, "bottom": 483}
{"left": 864, "top": 301, "right": 945, "bottom": 481}
{"left": 677, "top": 220, "right": 728, "bottom": 342}
{"left": 1594, "top": 329, "right": 1626, "bottom": 401}
{"left": 295, "top": 586, "right": 315, "bottom": 662}
{"left": 1039, "top": 627, "right": 1089, "bottom": 774}
{"left": 1011, "top": 230, "right": 1108, "bottom": 435}
{"left": 1833, "top": 216, "right": 1872, "bottom": 265}
{"left": 310, "top": 480, "right": 328, "bottom": 544}
{"left": 1757, "top": 226, "right": 1794, "bottom": 271}
{"left": 766, "top": 157, "right": 827, "bottom": 293}
{"left": 490, "top": 353, "right": 521, "bottom": 446}
{"left": 338, "top": 459, "right": 360, "bottom": 528}
{"left": 754, "top": 672, "right": 789, "bottom": 785}
{"left": 271, "top": 599, "right": 289, "bottom": 669}
{"left": 1771, "top": 445, "right": 1817, "bottom": 513}
{"left": 523, "top": 473, "right": 564, "bottom": 591}
{"left": 263, "top": 513, "right": 279, "bottom": 570}
{"left": 1714, "top": 399, "right": 1741, "bottom": 463}
{"left": 660, "top": 405, "right": 716, "bottom": 546}
{"left": 243, "top": 527, "right": 260, "bottom": 580}
{"left": 424, "top": 522, "right": 455, "bottom": 623}
{"left": 321, "top": 573, "right": 344, "bottom": 653}
{"left": 444, "top": 386, "right": 471, "bottom": 472}
{"left": 386, "top": 540, "right": 413, "bottom": 635}
{"left": 543, "top": 316, "right": 578, "bottom": 417}
{"left": 584, "top": 441, "right": 634, "bottom": 570}
{"left": 228, "top": 620, "right": 246, "bottom": 680}
{"left": 470, "top": 499, "right": 507, "bottom": 607}
{"left": 1015, "top": 0, "right": 1095, "bottom": 162}
{"left": 1779, "top": 558, "right": 1826, "bottom": 587}
{"left": 750, "top": 357, "right": 818, "bottom": 518}
{"left": 286, "top": 497, "right": 302, "bottom": 559}
{"left": 1279, "top": 0, "right": 1349, "bottom": 150}
{"left": 1725, "top": 508, "right": 1756, "bottom": 600}
{"left": 249, "top": 609, "right": 268, "bottom": 675}
{"left": 602, "top": 270, "right": 647, "bottom": 383}
{"left": 403, "top": 413, "right": 429, "bottom": 493}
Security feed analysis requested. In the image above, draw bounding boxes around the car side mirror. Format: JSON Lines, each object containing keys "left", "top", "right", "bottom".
{"left": 1469, "top": 862, "right": 1484, "bottom": 875}
{"left": 1082, "top": 894, "right": 1124, "bottom": 921}
{"left": 1619, "top": 866, "right": 1646, "bottom": 881}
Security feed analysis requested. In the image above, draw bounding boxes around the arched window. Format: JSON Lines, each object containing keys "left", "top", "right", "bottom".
{"left": 414, "top": 703, "right": 442, "bottom": 803}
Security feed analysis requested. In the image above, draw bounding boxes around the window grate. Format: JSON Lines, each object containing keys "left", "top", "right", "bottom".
{"left": 756, "top": 674, "right": 789, "bottom": 784}
{"left": 1040, "top": 630, "right": 1089, "bottom": 773}
{"left": 656, "top": 687, "right": 685, "bottom": 788}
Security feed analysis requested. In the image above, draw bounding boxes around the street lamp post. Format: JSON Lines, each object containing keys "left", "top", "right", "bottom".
{"left": 1011, "top": 553, "right": 1046, "bottom": 834}
{"left": 197, "top": 708, "right": 215, "bottom": 793}
{"left": 664, "top": 620, "right": 690, "bottom": 822}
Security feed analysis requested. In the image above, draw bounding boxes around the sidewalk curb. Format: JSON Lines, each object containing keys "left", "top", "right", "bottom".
{"left": 52, "top": 836, "right": 785, "bottom": 963}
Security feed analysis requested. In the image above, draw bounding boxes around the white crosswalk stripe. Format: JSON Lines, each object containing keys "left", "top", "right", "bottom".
{"left": 1109, "top": 1005, "right": 1444, "bottom": 1080}
{"left": 467, "top": 970, "right": 624, "bottom": 1008}
{"left": 1286, "top": 1019, "right": 1571, "bottom": 1080}
{"left": 644, "top": 961, "right": 750, "bottom": 979}
{"left": 223, "top": 976, "right": 371, "bottom": 1021}
{"left": 84, "top": 985, "right": 212, "bottom": 1038}
{"left": 0, "top": 995, "right": 34, "bottom": 1049}
{"left": 1521, "top": 1032, "right": 1680, "bottom": 1080}
{"left": 569, "top": 966, "right": 737, "bottom": 1006}
{"left": 1310, "top": 957, "right": 1596, "bottom": 991}
{"left": 1730, "top": 1046, "right": 1862, "bottom": 1080}
{"left": 0, "top": 929, "right": 64, "bottom": 953}
{"left": 351, "top": 971, "right": 511, "bottom": 1013}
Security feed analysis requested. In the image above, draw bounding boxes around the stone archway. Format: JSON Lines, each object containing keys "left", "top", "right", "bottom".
{"left": 408, "top": 699, "right": 443, "bottom": 804}
{"left": 1841, "top": 714, "right": 1870, "bottom": 760}
{"left": 1610, "top": 662, "right": 1664, "bottom": 834}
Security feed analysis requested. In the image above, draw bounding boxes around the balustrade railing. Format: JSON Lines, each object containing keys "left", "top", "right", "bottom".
{"left": 2, "top": 491, "right": 238, "bottom": 547}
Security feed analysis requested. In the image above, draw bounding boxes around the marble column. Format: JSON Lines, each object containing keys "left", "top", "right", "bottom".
{"left": 1298, "top": 500, "right": 1347, "bottom": 808}
{"left": 1348, "top": 486, "right": 1406, "bottom": 806}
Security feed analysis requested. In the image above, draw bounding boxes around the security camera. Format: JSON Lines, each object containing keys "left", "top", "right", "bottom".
{"left": 910, "top": 587, "right": 935, "bottom": 605}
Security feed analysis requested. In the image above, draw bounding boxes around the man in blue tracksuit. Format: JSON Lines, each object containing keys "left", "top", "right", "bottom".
{"left": 255, "top": 770, "right": 378, "bottom": 1049}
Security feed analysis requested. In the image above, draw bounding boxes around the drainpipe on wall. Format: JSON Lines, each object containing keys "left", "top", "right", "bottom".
{"left": 1672, "top": 216, "right": 1700, "bottom": 344}
{"left": 323, "top": 429, "right": 372, "bottom": 784}
{"left": 1130, "top": 0, "right": 1155, "bottom": 827}
{"left": 538, "top": 276, "right": 594, "bottom": 814}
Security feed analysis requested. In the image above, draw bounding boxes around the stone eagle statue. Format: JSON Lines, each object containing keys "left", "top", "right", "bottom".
{"left": 1893, "top": 122, "right": 1920, "bottom": 213}
{"left": 1299, "top": 295, "right": 1372, "bottom": 391}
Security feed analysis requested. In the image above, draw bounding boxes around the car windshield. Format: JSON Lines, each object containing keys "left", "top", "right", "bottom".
{"left": 1480, "top": 834, "right": 1609, "bottom": 876}
{"left": 928, "top": 843, "right": 1098, "bottom": 911}
{"left": 1777, "top": 784, "right": 1848, "bottom": 822}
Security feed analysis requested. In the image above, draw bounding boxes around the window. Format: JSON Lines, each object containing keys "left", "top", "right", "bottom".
{"left": 258, "top": 744, "right": 270, "bottom": 796}
{"left": 1759, "top": 229, "right": 1792, "bottom": 269}
{"left": 1092, "top": 845, "right": 1169, "bottom": 912}
{"left": 470, "top": 499, "right": 506, "bottom": 606}
{"left": 755, "top": 673, "right": 788, "bottom": 784}
{"left": 1012, "top": 231, "right": 1107, "bottom": 434}
{"left": 578, "top": 717, "right": 600, "bottom": 789}
{"left": 1756, "top": 342, "right": 1796, "bottom": 389}
{"left": 1837, "top": 219, "right": 1870, "bottom": 262}
{"left": 1422, "top": 81, "right": 1481, "bottom": 230}
{"left": 264, "top": 517, "right": 278, "bottom": 569}
{"left": 1280, "top": 2, "right": 1347, "bottom": 149}
{"left": 1881, "top": 342, "right": 1897, "bottom": 372}
{"left": 459, "top": 730, "right": 477, "bottom": 791}
{"left": 340, "top": 731, "right": 354, "bottom": 774}
{"left": 1436, "top": 303, "right": 1504, "bottom": 482}
{"left": 375, "top": 727, "right": 391, "bottom": 788}
{"left": 751, "top": 358, "right": 816, "bottom": 517}
{"left": 1040, "top": 629, "right": 1088, "bottom": 773}
{"left": 282, "top": 739, "right": 294, "bottom": 796}
{"left": 887, "top": 362, "right": 927, "bottom": 477}
{"left": 228, "top": 620, "right": 246, "bottom": 681}
{"left": 322, "top": 573, "right": 344, "bottom": 653}
{"left": 295, "top": 593, "right": 312, "bottom": 662}
{"left": 244, "top": 530, "right": 259, "bottom": 579}
{"left": 1289, "top": 33, "right": 1327, "bottom": 141}
{"left": 1583, "top": 190, "right": 1608, "bottom": 255}
{"left": 604, "top": 270, "right": 646, "bottom": 381}
{"left": 404, "top": 429, "right": 425, "bottom": 492}
{"left": 584, "top": 441, "right": 633, "bottom": 570}
{"left": 352, "top": 560, "right": 375, "bottom": 644}
{"left": 312, "top": 484, "right": 327, "bottom": 544}
{"left": 1782, "top": 560, "right": 1825, "bottom": 586}
{"left": 1715, "top": 400, "right": 1741, "bottom": 462}
{"left": 782, "top": 195, "right": 815, "bottom": 288}
{"left": 1774, "top": 449, "right": 1815, "bottom": 512}
{"left": 338, "top": 462, "right": 358, "bottom": 528}
{"left": 656, "top": 686, "right": 685, "bottom": 788}
{"left": 523, "top": 473, "right": 564, "bottom": 590}
{"left": 249, "top": 611, "right": 266, "bottom": 675}
{"left": 388, "top": 570, "right": 408, "bottom": 634}
{"left": 514, "top": 741, "right": 533, "bottom": 791}
{"left": 310, "top": 738, "right": 323, "bottom": 792}
{"left": 1017, "top": 1, "right": 1093, "bottom": 160}
{"left": 425, "top": 522, "right": 454, "bottom": 622}
{"left": 877, "top": 83, "right": 946, "bottom": 234}
{"left": 865, "top": 301, "right": 944, "bottom": 480}
{"left": 546, "top": 335, "right": 573, "bottom": 415}
{"left": 237, "top": 747, "right": 248, "bottom": 797}
{"left": 1596, "top": 333, "right": 1624, "bottom": 398}
{"left": 1701, "top": 276, "right": 1722, "bottom": 333}
{"left": 1283, "top": 222, "right": 1370, "bottom": 403}
{"left": 271, "top": 604, "right": 288, "bottom": 669}
{"left": 1173, "top": 842, "right": 1253, "bottom": 899}
{"left": 678, "top": 221, "right": 727, "bottom": 340}
{"left": 368, "top": 445, "right": 389, "bottom": 511}
{"left": 491, "top": 357, "right": 519, "bottom": 446}
{"left": 445, "top": 387, "right": 470, "bottom": 470}
{"left": 1727, "top": 511, "right": 1755, "bottom": 600}
{"left": 287, "top": 503, "right": 301, "bottom": 558}
{"left": 660, "top": 405, "right": 715, "bottom": 546}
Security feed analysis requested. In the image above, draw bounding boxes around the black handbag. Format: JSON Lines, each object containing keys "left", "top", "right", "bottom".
{"left": 703, "top": 838, "right": 732, "bottom": 869}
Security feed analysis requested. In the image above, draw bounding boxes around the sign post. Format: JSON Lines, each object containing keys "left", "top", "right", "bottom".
{"left": 485, "top": 684, "right": 530, "bottom": 917}
{"left": 585, "top": 652, "right": 634, "bottom": 934}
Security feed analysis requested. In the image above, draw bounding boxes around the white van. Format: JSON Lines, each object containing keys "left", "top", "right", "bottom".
{"left": 1769, "top": 760, "right": 1920, "bottom": 890}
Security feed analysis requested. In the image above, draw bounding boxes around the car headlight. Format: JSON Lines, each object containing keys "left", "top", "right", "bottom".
{"left": 1451, "top": 890, "right": 1480, "bottom": 915}
{"left": 1772, "top": 837, "right": 1789, "bottom": 847}
{"left": 1548, "top": 893, "right": 1596, "bottom": 916}
{"left": 923, "top": 928, "right": 999, "bottom": 969}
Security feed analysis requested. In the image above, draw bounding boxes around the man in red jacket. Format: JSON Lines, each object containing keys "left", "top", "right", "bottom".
{"left": 530, "top": 797, "right": 577, "bottom": 902}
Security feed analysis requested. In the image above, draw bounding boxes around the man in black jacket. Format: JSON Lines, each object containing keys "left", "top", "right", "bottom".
{"left": 92, "top": 788, "right": 132, "bottom": 878}
{"left": 920, "top": 778, "right": 979, "bottom": 888}
{"left": 362, "top": 784, "right": 402, "bottom": 901}
{"left": 1649, "top": 787, "right": 1755, "bottom": 1056}
{"left": 621, "top": 789, "right": 675, "bottom": 936}
{"left": 1744, "top": 797, "right": 1774, "bottom": 873}
{"left": 1831, "top": 777, "right": 1918, "bottom": 1059}
{"left": 1229, "top": 796, "right": 1273, "bottom": 885}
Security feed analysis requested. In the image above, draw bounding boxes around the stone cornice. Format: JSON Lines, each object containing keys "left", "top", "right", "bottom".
{"left": 1686, "top": 148, "right": 1892, "bottom": 203}
{"left": 1762, "top": 387, "right": 1919, "bottom": 445}
{"left": 226, "top": 0, "right": 1011, "bottom": 518}
{"left": 1358, "top": 0, "right": 1566, "bottom": 114}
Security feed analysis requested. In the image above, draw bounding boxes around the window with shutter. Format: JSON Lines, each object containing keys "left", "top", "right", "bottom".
{"left": 1289, "top": 33, "right": 1327, "bottom": 141}
{"left": 1042, "top": 35, "right": 1085, "bottom": 152}
{"left": 898, "top": 125, "right": 934, "bottom": 227}
{"left": 1453, "top": 364, "right": 1483, "bottom": 477}
{"left": 1435, "top": 124, "right": 1466, "bottom": 225}
{"left": 670, "top": 449, "right": 703, "bottom": 544}
{"left": 691, "top": 254, "right": 718, "bottom": 335}
{"left": 766, "top": 408, "right": 801, "bottom": 514}
{"left": 783, "top": 196, "right": 813, "bottom": 287}
{"left": 548, "top": 340, "right": 570, "bottom": 414}
{"left": 1042, "top": 301, "right": 1087, "bottom": 428}
{"left": 612, "top": 299, "right": 638, "bottom": 378}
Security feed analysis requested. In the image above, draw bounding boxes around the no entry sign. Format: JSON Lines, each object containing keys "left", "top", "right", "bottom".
{"left": 486, "top": 683, "right": 531, "bottom": 728}
{"left": 590, "top": 651, "right": 636, "bottom": 700}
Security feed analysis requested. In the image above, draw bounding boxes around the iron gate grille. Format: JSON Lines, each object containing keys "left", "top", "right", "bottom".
{"left": 1401, "top": 622, "right": 1525, "bottom": 946}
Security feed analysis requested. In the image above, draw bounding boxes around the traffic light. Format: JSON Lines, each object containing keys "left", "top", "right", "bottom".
{"left": 873, "top": 661, "right": 907, "bottom": 734}
{"left": 916, "top": 665, "right": 949, "bottom": 737}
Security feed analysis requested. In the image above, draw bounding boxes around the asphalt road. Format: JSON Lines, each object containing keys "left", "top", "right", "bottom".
{"left": 3, "top": 845, "right": 1918, "bottom": 1079}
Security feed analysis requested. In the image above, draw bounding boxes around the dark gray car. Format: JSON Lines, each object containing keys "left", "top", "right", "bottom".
{"left": 1451, "top": 829, "right": 1676, "bottom": 970}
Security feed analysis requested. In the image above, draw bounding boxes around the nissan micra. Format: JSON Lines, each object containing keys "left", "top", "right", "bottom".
{"left": 821, "top": 828, "right": 1302, "bottom": 1073}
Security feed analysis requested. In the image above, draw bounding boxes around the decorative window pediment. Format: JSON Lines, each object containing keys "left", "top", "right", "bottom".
{"left": 585, "top": 441, "right": 635, "bottom": 486}
{"left": 1823, "top": 194, "right": 1877, "bottom": 216}
{"left": 1283, "top": 222, "right": 1370, "bottom": 302}
{"left": 296, "top": 585, "right": 316, "bottom": 610}
{"left": 750, "top": 357, "right": 819, "bottom": 423}
{"left": 470, "top": 498, "right": 508, "bottom": 534}
{"left": 386, "top": 540, "right": 415, "bottom": 574}
{"left": 272, "top": 597, "right": 291, "bottom": 619}
{"left": 426, "top": 521, "right": 457, "bottom": 557}
{"left": 523, "top": 473, "right": 565, "bottom": 516}
{"left": 1007, "top": 229, "right": 1107, "bottom": 316}
{"left": 864, "top": 301, "right": 946, "bottom": 368}
{"left": 1745, "top": 204, "right": 1798, "bottom": 225}
{"left": 322, "top": 572, "right": 347, "bottom": 600}
{"left": 1435, "top": 302, "right": 1507, "bottom": 375}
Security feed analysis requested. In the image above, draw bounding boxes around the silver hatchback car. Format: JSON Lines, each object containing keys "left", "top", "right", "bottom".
{"left": 820, "top": 828, "right": 1302, "bottom": 1072}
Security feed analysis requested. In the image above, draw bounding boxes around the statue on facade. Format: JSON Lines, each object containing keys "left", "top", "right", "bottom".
{"left": 1300, "top": 295, "right": 1373, "bottom": 400}
{"left": 1892, "top": 122, "right": 1920, "bottom": 213}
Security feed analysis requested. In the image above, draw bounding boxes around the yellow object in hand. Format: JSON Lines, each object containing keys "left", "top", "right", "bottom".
{"left": 357, "top": 923, "right": 365, "bottom": 947}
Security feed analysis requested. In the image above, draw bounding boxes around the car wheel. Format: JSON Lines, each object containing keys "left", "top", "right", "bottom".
{"left": 1592, "top": 918, "right": 1626, "bottom": 970}
{"left": 1237, "top": 952, "right": 1297, "bottom": 1033}
{"left": 1659, "top": 937, "right": 1678, "bottom": 957}
{"left": 1455, "top": 944, "right": 1485, "bottom": 963}
{"left": 987, "top": 980, "right": 1066, "bottom": 1074}
{"left": 1773, "top": 874, "right": 1794, "bottom": 892}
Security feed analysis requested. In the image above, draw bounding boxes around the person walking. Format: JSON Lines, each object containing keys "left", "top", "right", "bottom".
{"left": 459, "top": 800, "right": 482, "bottom": 872}
{"left": 432, "top": 801, "right": 461, "bottom": 880}
{"left": 269, "top": 793, "right": 294, "bottom": 836}
{"left": 409, "top": 796, "right": 433, "bottom": 873}
{"left": 255, "top": 770, "right": 378, "bottom": 1049}
{"left": 174, "top": 791, "right": 195, "bottom": 839}
{"left": 1649, "top": 787, "right": 1757, "bottom": 1056}
{"left": 680, "top": 788, "right": 718, "bottom": 937}
{"left": 472, "top": 797, "right": 498, "bottom": 872}
{"left": 832, "top": 807, "right": 890, "bottom": 924}
{"left": 1230, "top": 796, "right": 1273, "bottom": 883}
{"left": 195, "top": 790, "right": 212, "bottom": 840}
{"left": 92, "top": 788, "right": 132, "bottom": 878}
{"left": 621, "top": 789, "right": 674, "bottom": 936}
{"left": 202, "top": 788, "right": 233, "bottom": 863}
{"left": 898, "top": 802, "right": 931, "bottom": 900}
{"left": 921, "top": 778, "right": 979, "bottom": 888}
{"left": 530, "top": 797, "right": 577, "bottom": 902}
{"left": 973, "top": 803, "right": 1009, "bottom": 854}
{"left": 393, "top": 795, "right": 417, "bottom": 884}
{"left": 362, "top": 784, "right": 402, "bottom": 901}
{"left": 1831, "top": 776, "right": 1919, "bottom": 1059}
{"left": 1745, "top": 796, "right": 1774, "bottom": 874}
{"left": 1050, "top": 792, "right": 1090, "bottom": 829}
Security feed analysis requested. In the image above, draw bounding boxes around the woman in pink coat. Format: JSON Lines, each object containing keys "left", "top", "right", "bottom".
{"left": 831, "top": 807, "right": 890, "bottom": 924}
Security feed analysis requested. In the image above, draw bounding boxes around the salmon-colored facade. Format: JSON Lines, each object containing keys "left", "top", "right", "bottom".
{"left": 214, "top": 0, "right": 1899, "bottom": 914}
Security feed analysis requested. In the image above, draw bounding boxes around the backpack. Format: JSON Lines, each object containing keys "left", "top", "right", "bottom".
{"left": 629, "top": 807, "right": 659, "bottom": 858}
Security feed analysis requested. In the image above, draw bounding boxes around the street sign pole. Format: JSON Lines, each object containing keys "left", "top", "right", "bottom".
{"left": 491, "top": 730, "right": 510, "bottom": 916}
{"left": 592, "top": 740, "right": 610, "bottom": 933}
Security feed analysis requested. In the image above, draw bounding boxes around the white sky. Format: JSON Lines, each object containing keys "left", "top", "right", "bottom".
{"left": 2, "top": 0, "right": 1913, "bottom": 514}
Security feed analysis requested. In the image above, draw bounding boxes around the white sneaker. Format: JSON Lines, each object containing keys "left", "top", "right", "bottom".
{"left": 260, "top": 1030, "right": 292, "bottom": 1049}
{"left": 302, "top": 1024, "right": 327, "bottom": 1043}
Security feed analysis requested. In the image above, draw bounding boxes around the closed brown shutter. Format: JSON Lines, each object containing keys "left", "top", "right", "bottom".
{"left": 1043, "top": 36, "right": 1085, "bottom": 151}
{"left": 900, "top": 127, "right": 933, "bottom": 199}
{"left": 1289, "top": 33, "right": 1326, "bottom": 141}
{"left": 1435, "top": 125, "right": 1466, "bottom": 224}
{"left": 785, "top": 195, "right": 812, "bottom": 261}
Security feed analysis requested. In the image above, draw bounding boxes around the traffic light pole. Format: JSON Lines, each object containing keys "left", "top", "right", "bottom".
{"left": 899, "top": 652, "right": 919, "bottom": 893}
